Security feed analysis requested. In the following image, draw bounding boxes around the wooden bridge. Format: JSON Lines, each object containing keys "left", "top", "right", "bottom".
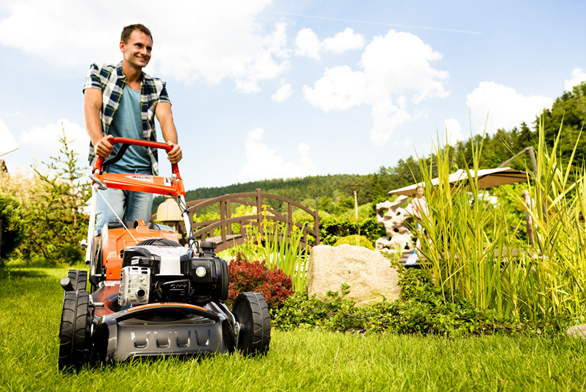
{"left": 154, "top": 189, "right": 320, "bottom": 252}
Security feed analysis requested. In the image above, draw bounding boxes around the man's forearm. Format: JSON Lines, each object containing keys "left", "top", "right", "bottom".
{"left": 84, "top": 88, "right": 104, "bottom": 146}
{"left": 85, "top": 108, "right": 103, "bottom": 146}
{"left": 161, "top": 123, "right": 178, "bottom": 144}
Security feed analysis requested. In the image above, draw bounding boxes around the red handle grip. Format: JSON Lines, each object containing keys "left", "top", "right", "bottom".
{"left": 93, "top": 137, "right": 179, "bottom": 178}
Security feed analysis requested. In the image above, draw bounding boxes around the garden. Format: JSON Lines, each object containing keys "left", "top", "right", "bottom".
{"left": 1, "top": 117, "right": 586, "bottom": 390}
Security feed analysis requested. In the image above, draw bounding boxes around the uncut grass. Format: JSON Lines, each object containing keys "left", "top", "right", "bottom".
{"left": 2, "top": 265, "right": 586, "bottom": 391}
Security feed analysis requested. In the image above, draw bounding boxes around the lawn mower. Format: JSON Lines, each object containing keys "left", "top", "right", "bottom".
{"left": 58, "top": 137, "right": 271, "bottom": 370}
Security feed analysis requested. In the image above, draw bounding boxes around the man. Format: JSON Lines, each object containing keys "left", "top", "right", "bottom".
{"left": 83, "top": 24, "right": 182, "bottom": 230}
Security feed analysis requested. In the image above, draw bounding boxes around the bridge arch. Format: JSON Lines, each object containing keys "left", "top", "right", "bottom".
{"left": 159, "top": 189, "right": 320, "bottom": 252}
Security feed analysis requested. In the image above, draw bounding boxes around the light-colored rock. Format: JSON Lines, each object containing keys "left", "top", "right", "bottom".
{"left": 566, "top": 324, "right": 586, "bottom": 338}
{"left": 375, "top": 197, "right": 414, "bottom": 254}
{"left": 307, "top": 244, "right": 401, "bottom": 306}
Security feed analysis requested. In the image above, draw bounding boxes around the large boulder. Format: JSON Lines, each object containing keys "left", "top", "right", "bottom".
{"left": 567, "top": 324, "right": 586, "bottom": 338}
{"left": 307, "top": 244, "right": 401, "bottom": 306}
{"left": 375, "top": 196, "right": 414, "bottom": 255}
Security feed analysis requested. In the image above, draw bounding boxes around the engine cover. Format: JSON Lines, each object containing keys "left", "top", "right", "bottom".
{"left": 119, "top": 242, "right": 229, "bottom": 306}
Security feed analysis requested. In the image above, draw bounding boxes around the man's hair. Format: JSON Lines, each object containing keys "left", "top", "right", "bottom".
{"left": 121, "top": 24, "right": 153, "bottom": 43}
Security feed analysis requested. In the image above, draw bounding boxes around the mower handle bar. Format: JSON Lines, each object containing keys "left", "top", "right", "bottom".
{"left": 93, "top": 137, "right": 180, "bottom": 178}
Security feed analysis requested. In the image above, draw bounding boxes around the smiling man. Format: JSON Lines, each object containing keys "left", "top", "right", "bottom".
{"left": 83, "top": 24, "right": 182, "bottom": 230}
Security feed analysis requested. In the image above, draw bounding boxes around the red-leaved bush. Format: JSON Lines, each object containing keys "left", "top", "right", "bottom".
{"left": 227, "top": 253, "right": 293, "bottom": 310}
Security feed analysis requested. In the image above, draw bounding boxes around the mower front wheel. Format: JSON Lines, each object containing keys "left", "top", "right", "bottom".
{"left": 58, "top": 290, "right": 92, "bottom": 370}
{"left": 232, "top": 292, "right": 271, "bottom": 356}
{"left": 68, "top": 269, "right": 87, "bottom": 291}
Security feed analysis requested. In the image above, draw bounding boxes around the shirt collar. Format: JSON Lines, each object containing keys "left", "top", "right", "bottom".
{"left": 115, "top": 61, "right": 151, "bottom": 83}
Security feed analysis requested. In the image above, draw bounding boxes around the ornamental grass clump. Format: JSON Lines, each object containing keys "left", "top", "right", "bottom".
{"left": 226, "top": 205, "right": 307, "bottom": 292}
{"left": 414, "top": 120, "right": 586, "bottom": 328}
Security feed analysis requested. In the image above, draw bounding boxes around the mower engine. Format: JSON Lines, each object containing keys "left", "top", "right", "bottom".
{"left": 119, "top": 241, "right": 229, "bottom": 307}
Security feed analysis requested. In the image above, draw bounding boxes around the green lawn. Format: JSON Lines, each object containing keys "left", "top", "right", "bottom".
{"left": 1, "top": 265, "right": 585, "bottom": 391}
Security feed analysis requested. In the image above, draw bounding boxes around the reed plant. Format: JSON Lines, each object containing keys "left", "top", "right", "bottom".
{"left": 219, "top": 205, "right": 307, "bottom": 292}
{"left": 416, "top": 121, "right": 586, "bottom": 326}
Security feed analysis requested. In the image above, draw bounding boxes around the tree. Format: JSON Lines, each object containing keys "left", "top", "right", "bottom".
{"left": 21, "top": 127, "right": 91, "bottom": 264}
{"left": 540, "top": 82, "right": 586, "bottom": 167}
{"left": 0, "top": 192, "right": 25, "bottom": 263}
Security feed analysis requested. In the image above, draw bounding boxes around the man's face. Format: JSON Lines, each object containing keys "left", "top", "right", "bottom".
{"left": 120, "top": 30, "right": 152, "bottom": 69}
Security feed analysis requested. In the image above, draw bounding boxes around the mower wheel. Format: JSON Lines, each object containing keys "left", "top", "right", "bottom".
{"left": 232, "top": 292, "right": 271, "bottom": 356}
{"left": 213, "top": 258, "right": 229, "bottom": 301}
{"left": 58, "top": 290, "right": 92, "bottom": 370}
{"left": 67, "top": 269, "right": 87, "bottom": 292}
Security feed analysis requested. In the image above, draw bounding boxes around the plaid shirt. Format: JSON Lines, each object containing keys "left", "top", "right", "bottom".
{"left": 83, "top": 62, "right": 170, "bottom": 175}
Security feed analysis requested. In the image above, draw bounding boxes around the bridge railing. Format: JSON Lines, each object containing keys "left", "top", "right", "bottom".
{"left": 185, "top": 189, "right": 320, "bottom": 252}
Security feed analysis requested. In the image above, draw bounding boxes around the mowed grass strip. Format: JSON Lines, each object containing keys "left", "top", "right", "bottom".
{"left": 1, "top": 265, "right": 585, "bottom": 392}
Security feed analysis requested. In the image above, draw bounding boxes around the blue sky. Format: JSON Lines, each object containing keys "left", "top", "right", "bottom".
{"left": 1, "top": 0, "right": 585, "bottom": 189}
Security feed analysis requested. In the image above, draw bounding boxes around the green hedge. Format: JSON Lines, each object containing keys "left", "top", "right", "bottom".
{"left": 297, "top": 214, "right": 387, "bottom": 246}
{"left": 334, "top": 235, "right": 374, "bottom": 250}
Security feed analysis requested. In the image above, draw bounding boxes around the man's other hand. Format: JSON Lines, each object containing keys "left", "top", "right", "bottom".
{"left": 95, "top": 135, "right": 114, "bottom": 157}
{"left": 167, "top": 141, "right": 182, "bottom": 163}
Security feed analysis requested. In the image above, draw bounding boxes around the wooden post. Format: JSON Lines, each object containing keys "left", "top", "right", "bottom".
{"left": 288, "top": 202, "right": 293, "bottom": 234}
{"left": 226, "top": 200, "right": 232, "bottom": 236}
{"left": 256, "top": 188, "right": 263, "bottom": 236}
{"left": 313, "top": 210, "right": 320, "bottom": 245}
{"left": 353, "top": 190, "right": 358, "bottom": 220}
{"left": 220, "top": 200, "right": 226, "bottom": 242}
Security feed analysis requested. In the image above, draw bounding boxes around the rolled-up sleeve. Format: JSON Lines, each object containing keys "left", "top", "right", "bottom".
{"left": 157, "top": 83, "right": 171, "bottom": 104}
{"left": 83, "top": 63, "right": 103, "bottom": 93}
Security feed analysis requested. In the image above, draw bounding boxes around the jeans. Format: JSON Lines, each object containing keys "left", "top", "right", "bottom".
{"left": 95, "top": 167, "right": 153, "bottom": 232}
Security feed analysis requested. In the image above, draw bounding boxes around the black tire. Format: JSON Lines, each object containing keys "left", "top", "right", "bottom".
{"left": 213, "top": 258, "right": 229, "bottom": 301}
{"left": 232, "top": 292, "right": 271, "bottom": 356}
{"left": 67, "top": 269, "right": 87, "bottom": 292}
{"left": 58, "top": 291, "right": 92, "bottom": 371}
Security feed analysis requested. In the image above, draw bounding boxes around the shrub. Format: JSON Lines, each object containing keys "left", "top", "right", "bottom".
{"left": 272, "top": 267, "right": 541, "bottom": 336}
{"left": 296, "top": 214, "right": 387, "bottom": 245}
{"left": 227, "top": 253, "right": 293, "bottom": 311}
{"left": 0, "top": 193, "right": 25, "bottom": 262}
{"left": 334, "top": 235, "right": 374, "bottom": 250}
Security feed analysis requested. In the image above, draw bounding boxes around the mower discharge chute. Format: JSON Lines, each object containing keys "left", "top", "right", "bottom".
{"left": 57, "top": 138, "right": 270, "bottom": 370}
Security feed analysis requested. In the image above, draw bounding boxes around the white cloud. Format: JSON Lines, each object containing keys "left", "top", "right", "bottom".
{"left": 19, "top": 119, "right": 89, "bottom": 161}
{"left": 444, "top": 118, "right": 466, "bottom": 144}
{"left": 303, "top": 66, "right": 367, "bottom": 111}
{"left": 565, "top": 67, "right": 586, "bottom": 91}
{"left": 360, "top": 30, "right": 449, "bottom": 103}
{"left": 295, "top": 27, "right": 364, "bottom": 60}
{"left": 467, "top": 82, "right": 553, "bottom": 134}
{"left": 304, "top": 29, "right": 448, "bottom": 145}
{"left": 369, "top": 98, "right": 411, "bottom": 145}
{"left": 322, "top": 28, "right": 364, "bottom": 54}
{"left": 271, "top": 83, "right": 293, "bottom": 102}
{"left": 295, "top": 28, "right": 321, "bottom": 60}
{"left": 0, "top": 0, "right": 289, "bottom": 92}
{"left": 239, "top": 128, "right": 318, "bottom": 182}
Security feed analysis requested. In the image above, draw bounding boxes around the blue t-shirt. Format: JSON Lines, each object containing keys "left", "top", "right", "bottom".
{"left": 107, "top": 85, "right": 152, "bottom": 173}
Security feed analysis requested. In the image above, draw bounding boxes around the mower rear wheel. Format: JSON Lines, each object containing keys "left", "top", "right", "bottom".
{"left": 58, "top": 290, "right": 92, "bottom": 370}
{"left": 232, "top": 292, "right": 271, "bottom": 356}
